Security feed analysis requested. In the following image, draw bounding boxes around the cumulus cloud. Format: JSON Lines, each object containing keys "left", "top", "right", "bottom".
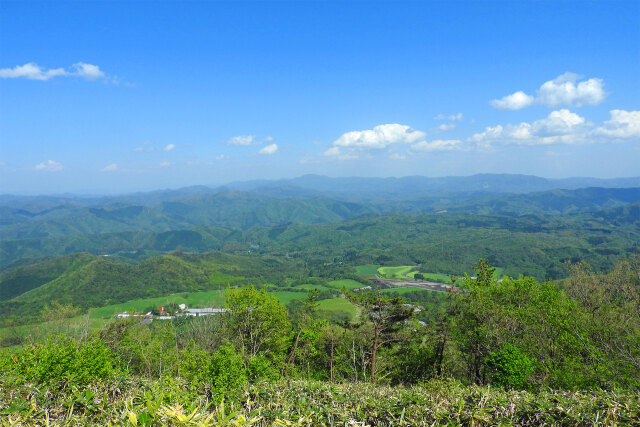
{"left": 71, "top": 62, "right": 105, "bottom": 80}
{"left": 164, "top": 144, "right": 176, "bottom": 151}
{"left": 0, "top": 62, "right": 106, "bottom": 81}
{"left": 227, "top": 135, "right": 273, "bottom": 146}
{"left": 102, "top": 163, "right": 118, "bottom": 172}
{"left": 35, "top": 160, "right": 63, "bottom": 171}
{"left": 469, "top": 109, "right": 592, "bottom": 147}
{"left": 594, "top": 110, "right": 640, "bottom": 139}
{"left": 435, "top": 123, "right": 457, "bottom": 132}
{"left": 228, "top": 135, "right": 258, "bottom": 146}
{"left": 491, "top": 73, "right": 606, "bottom": 110}
{"left": 411, "top": 139, "right": 464, "bottom": 152}
{"left": 322, "top": 148, "right": 359, "bottom": 160}
{"left": 435, "top": 113, "right": 463, "bottom": 121}
{"left": 490, "top": 91, "right": 535, "bottom": 110}
{"left": 325, "top": 124, "right": 426, "bottom": 160}
{"left": 258, "top": 143, "right": 278, "bottom": 155}
{"left": 333, "top": 124, "right": 425, "bottom": 149}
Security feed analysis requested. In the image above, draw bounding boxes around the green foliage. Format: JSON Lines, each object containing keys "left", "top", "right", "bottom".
{"left": 208, "top": 342, "right": 247, "bottom": 404}
{"left": 178, "top": 341, "right": 211, "bottom": 385}
{"left": 2, "top": 377, "right": 639, "bottom": 426}
{"left": 485, "top": 343, "right": 535, "bottom": 389}
{"left": 225, "top": 285, "right": 291, "bottom": 360}
{"left": 16, "top": 335, "right": 116, "bottom": 387}
{"left": 246, "top": 355, "right": 280, "bottom": 382}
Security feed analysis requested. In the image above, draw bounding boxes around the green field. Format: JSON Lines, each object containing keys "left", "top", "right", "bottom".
{"left": 377, "top": 265, "right": 415, "bottom": 279}
{"left": 269, "top": 291, "right": 311, "bottom": 305}
{"left": 355, "top": 264, "right": 380, "bottom": 276}
{"left": 325, "top": 279, "right": 364, "bottom": 290}
{"left": 316, "top": 297, "right": 358, "bottom": 322}
{"left": 292, "top": 284, "right": 333, "bottom": 291}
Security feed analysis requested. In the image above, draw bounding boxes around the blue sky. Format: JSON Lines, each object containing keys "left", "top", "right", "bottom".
{"left": 1, "top": 0, "right": 639, "bottom": 194}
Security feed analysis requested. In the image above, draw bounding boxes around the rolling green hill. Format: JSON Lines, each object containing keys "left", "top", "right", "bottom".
{"left": 0, "top": 253, "right": 96, "bottom": 301}
{"left": 0, "top": 251, "right": 306, "bottom": 327}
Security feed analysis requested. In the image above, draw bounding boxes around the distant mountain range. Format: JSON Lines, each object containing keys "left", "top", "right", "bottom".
{"left": 1, "top": 173, "right": 639, "bottom": 327}
{"left": 1, "top": 175, "right": 639, "bottom": 241}
{"left": 223, "top": 174, "right": 640, "bottom": 200}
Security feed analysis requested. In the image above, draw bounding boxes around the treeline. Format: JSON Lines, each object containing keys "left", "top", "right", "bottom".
{"left": 3, "top": 256, "right": 639, "bottom": 395}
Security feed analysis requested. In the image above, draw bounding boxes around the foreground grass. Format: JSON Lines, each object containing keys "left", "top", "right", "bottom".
{"left": 1, "top": 377, "right": 638, "bottom": 426}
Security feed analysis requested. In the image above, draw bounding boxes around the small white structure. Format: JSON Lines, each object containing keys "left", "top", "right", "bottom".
{"left": 186, "top": 308, "right": 228, "bottom": 317}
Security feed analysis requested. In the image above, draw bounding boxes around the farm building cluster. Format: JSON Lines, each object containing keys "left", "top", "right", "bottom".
{"left": 115, "top": 304, "right": 227, "bottom": 321}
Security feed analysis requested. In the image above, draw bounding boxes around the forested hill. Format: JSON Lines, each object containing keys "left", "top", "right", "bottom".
{"left": 0, "top": 251, "right": 306, "bottom": 326}
{"left": 2, "top": 179, "right": 640, "bottom": 242}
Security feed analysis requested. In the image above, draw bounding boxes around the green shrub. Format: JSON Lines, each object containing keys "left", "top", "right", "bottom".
{"left": 485, "top": 343, "right": 535, "bottom": 390}
{"left": 247, "top": 355, "right": 281, "bottom": 382}
{"left": 18, "top": 335, "right": 116, "bottom": 387}
{"left": 178, "top": 340, "right": 211, "bottom": 385}
{"left": 208, "top": 342, "right": 247, "bottom": 403}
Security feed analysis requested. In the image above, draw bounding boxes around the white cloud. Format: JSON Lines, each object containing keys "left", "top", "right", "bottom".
{"left": 532, "top": 109, "right": 586, "bottom": 135}
{"left": 537, "top": 73, "right": 605, "bottom": 107}
{"left": 227, "top": 135, "right": 274, "bottom": 146}
{"left": 159, "top": 162, "right": 173, "bottom": 167}
{"left": 325, "top": 124, "right": 427, "bottom": 160}
{"left": 435, "top": 123, "right": 456, "bottom": 132}
{"left": 258, "top": 143, "right": 278, "bottom": 155}
{"left": 491, "top": 73, "right": 606, "bottom": 110}
{"left": 0, "top": 62, "right": 106, "bottom": 81}
{"left": 164, "top": 144, "right": 176, "bottom": 151}
{"left": 411, "top": 139, "right": 464, "bottom": 152}
{"left": 469, "top": 109, "right": 590, "bottom": 147}
{"left": 0, "top": 63, "right": 66, "bottom": 81}
{"left": 35, "top": 160, "right": 63, "bottom": 171}
{"left": 594, "top": 110, "right": 640, "bottom": 139}
{"left": 490, "top": 91, "right": 535, "bottom": 110}
{"left": 215, "top": 154, "right": 228, "bottom": 160}
{"left": 71, "top": 62, "right": 105, "bottom": 80}
{"left": 322, "top": 147, "right": 359, "bottom": 160}
{"left": 102, "top": 163, "right": 118, "bottom": 172}
{"left": 228, "top": 135, "right": 258, "bottom": 146}
{"left": 324, "top": 146, "right": 342, "bottom": 157}
{"left": 390, "top": 153, "right": 407, "bottom": 160}
{"left": 333, "top": 124, "right": 425, "bottom": 150}
{"left": 435, "top": 113, "right": 463, "bottom": 121}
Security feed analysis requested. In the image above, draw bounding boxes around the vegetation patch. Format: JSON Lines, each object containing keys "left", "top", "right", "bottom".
{"left": 377, "top": 265, "right": 416, "bottom": 279}
{"left": 325, "top": 279, "right": 363, "bottom": 290}
{"left": 1, "top": 377, "right": 638, "bottom": 426}
{"left": 315, "top": 297, "right": 358, "bottom": 323}
{"left": 355, "top": 264, "right": 380, "bottom": 276}
{"left": 407, "top": 271, "right": 452, "bottom": 283}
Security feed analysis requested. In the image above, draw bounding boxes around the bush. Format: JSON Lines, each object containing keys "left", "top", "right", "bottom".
{"left": 247, "top": 355, "right": 281, "bottom": 382}
{"left": 208, "top": 342, "right": 247, "bottom": 403}
{"left": 17, "top": 335, "right": 117, "bottom": 387}
{"left": 485, "top": 343, "right": 535, "bottom": 390}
